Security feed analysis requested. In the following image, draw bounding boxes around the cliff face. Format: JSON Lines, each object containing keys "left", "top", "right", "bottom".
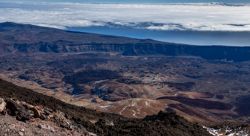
{"left": 0, "top": 79, "right": 211, "bottom": 136}
{"left": 1, "top": 22, "right": 250, "bottom": 61}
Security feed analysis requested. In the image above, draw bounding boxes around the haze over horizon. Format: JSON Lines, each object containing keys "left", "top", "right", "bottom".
{"left": 0, "top": 0, "right": 250, "bottom": 46}
{"left": 1, "top": 0, "right": 249, "bottom": 4}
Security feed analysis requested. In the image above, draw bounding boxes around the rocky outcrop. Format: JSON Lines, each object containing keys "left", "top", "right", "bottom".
{"left": 1, "top": 97, "right": 75, "bottom": 131}
{"left": 5, "top": 99, "right": 34, "bottom": 122}
{"left": 0, "top": 97, "right": 212, "bottom": 136}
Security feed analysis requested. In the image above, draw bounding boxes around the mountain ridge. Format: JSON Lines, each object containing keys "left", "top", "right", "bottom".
{"left": 1, "top": 22, "right": 250, "bottom": 61}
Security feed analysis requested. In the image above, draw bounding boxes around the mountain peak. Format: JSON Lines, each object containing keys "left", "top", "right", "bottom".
{"left": 0, "top": 22, "right": 42, "bottom": 31}
{"left": 0, "top": 22, "right": 22, "bottom": 27}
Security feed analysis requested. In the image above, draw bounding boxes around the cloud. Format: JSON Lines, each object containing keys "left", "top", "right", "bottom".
{"left": 0, "top": 2, "right": 250, "bottom": 31}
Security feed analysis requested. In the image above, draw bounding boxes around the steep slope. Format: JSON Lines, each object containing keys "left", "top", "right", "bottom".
{"left": 0, "top": 22, "right": 250, "bottom": 61}
{"left": 0, "top": 79, "right": 211, "bottom": 136}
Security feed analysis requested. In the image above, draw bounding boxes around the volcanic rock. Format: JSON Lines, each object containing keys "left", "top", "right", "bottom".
{"left": 0, "top": 98, "right": 6, "bottom": 113}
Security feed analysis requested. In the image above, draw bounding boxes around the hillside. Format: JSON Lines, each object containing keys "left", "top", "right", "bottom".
{"left": 0, "top": 79, "right": 211, "bottom": 136}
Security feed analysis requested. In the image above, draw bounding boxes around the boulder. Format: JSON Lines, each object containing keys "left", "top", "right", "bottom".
{"left": 21, "top": 102, "right": 34, "bottom": 109}
{"left": 54, "top": 111, "right": 73, "bottom": 130}
{"left": 0, "top": 98, "right": 6, "bottom": 113}
{"left": 16, "top": 109, "right": 34, "bottom": 122}
{"left": 22, "top": 102, "right": 41, "bottom": 118}
{"left": 30, "top": 107, "right": 41, "bottom": 118}
{"left": 5, "top": 99, "right": 20, "bottom": 116}
{"left": 5, "top": 99, "right": 34, "bottom": 122}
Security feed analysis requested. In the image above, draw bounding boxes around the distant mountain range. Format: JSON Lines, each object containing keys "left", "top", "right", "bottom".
{"left": 1, "top": 22, "right": 250, "bottom": 61}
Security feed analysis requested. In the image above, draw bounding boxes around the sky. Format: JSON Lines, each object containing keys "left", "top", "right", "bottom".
{"left": 0, "top": 0, "right": 250, "bottom": 46}
{"left": 1, "top": 0, "right": 249, "bottom": 4}
{"left": 0, "top": 0, "right": 250, "bottom": 32}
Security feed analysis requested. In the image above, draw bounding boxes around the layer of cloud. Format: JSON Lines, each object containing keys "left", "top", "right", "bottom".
{"left": 0, "top": 2, "right": 250, "bottom": 31}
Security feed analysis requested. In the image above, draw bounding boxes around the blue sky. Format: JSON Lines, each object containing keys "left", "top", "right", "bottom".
{"left": 59, "top": 0, "right": 250, "bottom": 3}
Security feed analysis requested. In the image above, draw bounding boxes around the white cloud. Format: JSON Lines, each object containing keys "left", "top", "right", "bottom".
{"left": 0, "top": 2, "right": 250, "bottom": 31}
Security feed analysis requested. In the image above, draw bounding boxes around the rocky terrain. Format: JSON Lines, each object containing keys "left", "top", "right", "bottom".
{"left": 0, "top": 79, "right": 213, "bottom": 136}
{"left": 204, "top": 123, "right": 250, "bottom": 136}
{"left": 0, "top": 22, "right": 250, "bottom": 135}
{"left": 1, "top": 52, "right": 250, "bottom": 124}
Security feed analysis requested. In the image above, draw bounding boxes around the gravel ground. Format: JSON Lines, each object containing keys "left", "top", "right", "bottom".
{"left": 0, "top": 115, "right": 87, "bottom": 136}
